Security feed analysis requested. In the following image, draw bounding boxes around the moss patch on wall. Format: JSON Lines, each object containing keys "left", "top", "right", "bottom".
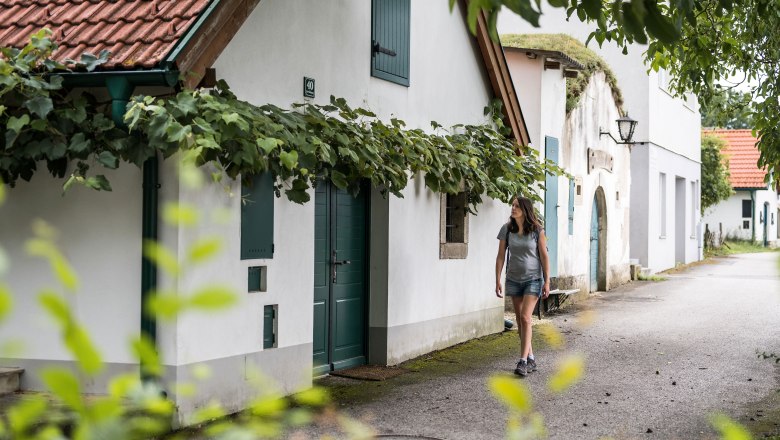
{"left": 501, "top": 33, "right": 625, "bottom": 115}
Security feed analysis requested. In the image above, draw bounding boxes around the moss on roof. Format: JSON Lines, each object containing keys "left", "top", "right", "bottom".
{"left": 501, "top": 33, "right": 625, "bottom": 115}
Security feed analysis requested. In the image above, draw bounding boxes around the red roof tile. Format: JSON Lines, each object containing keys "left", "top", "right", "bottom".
{"left": 703, "top": 129, "right": 768, "bottom": 189}
{"left": 0, "top": 0, "right": 211, "bottom": 69}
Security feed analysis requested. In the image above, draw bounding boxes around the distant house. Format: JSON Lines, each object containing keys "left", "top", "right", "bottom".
{"left": 499, "top": 13, "right": 704, "bottom": 273}
{"left": 702, "top": 129, "right": 779, "bottom": 247}
{"left": 0, "top": 0, "right": 533, "bottom": 426}
{"left": 502, "top": 34, "right": 632, "bottom": 296}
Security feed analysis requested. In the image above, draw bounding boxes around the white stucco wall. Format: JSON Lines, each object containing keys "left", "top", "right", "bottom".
{"left": 563, "top": 73, "right": 632, "bottom": 288}
{"left": 631, "top": 143, "right": 702, "bottom": 271}
{"left": 210, "top": 0, "right": 502, "bottom": 371}
{"left": 703, "top": 189, "right": 780, "bottom": 245}
{"left": 498, "top": 10, "right": 703, "bottom": 270}
{"left": 507, "top": 50, "right": 631, "bottom": 292}
{"left": 0, "top": 165, "right": 143, "bottom": 376}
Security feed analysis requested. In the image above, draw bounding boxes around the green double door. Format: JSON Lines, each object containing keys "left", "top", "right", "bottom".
{"left": 313, "top": 182, "right": 368, "bottom": 376}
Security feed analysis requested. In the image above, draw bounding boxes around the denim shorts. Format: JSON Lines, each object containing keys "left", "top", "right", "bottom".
{"left": 505, "top": 277, "right": 543, "bottom": 298}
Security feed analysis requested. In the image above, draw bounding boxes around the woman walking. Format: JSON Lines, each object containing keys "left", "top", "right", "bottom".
{"left": 495, "top": 196, "right": 550, "bottom": 377}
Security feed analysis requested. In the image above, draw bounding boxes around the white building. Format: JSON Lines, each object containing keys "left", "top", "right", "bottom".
{"left": 0, "top": 0, "right": 532, "bottom": 425}
{"left": 503, "top": 36, "right": 632, "bottom": 297}
{"left": 702, "top": 129, "right": 779, "bottom": 247}
{"left": 499, "top": 11, "right": 703, "bottom": 273}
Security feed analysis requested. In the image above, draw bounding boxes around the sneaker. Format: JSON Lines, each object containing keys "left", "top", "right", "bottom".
{"left": 514, "top": 359, "right": 528, "bottom": 377}
{"left": 527, "top": 357, "right": 537, "bottom": 372}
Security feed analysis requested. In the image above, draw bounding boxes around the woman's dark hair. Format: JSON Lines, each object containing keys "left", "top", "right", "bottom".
{"left": 507, "top": 196, "right": 542, "bottom": 235}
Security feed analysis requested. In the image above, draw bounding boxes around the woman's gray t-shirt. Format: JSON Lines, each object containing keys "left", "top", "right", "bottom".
{"left": 497, "top": 223, "right": 542, "bottom": 282}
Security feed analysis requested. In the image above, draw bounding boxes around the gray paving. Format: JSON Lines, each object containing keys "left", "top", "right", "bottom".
{"left": 303, "top": 253, "right": 780, "bottom": 440}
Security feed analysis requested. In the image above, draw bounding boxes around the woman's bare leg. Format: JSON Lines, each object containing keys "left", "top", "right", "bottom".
{"left": 518, "top": 295, "right": 538, "bottom": 359}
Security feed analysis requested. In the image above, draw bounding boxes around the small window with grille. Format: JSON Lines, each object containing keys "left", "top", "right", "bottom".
{"left": 439, "top": 192, "right": 469, "bottom": 259}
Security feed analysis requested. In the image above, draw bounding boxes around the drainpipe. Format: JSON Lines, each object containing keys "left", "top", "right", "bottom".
{"left": 106, "top": 76, "right": 158, "bottom": 380}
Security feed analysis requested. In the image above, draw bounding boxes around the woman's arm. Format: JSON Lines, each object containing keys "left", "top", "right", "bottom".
{"left": 537, "top": 230, "right": 551, "bottom": 298}
{"left": 495, "top": 239, "right": 506, "bottom": 298}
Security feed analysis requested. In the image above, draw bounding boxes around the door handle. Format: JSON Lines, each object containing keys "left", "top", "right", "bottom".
{"left": 331, "top": 250, "right": 351, "bottom": 283}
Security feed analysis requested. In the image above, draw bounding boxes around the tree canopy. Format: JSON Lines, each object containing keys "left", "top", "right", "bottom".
{"left": 700, "top": 134, "right": 733, "bottom": 213}
{"left": 472, "top": 0, "right": 778, "bottom": 182}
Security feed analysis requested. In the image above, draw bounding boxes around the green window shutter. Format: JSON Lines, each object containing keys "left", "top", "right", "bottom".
{"left": 241, "top": 173, "right": 274, "bottom": 260}
{"left": 263, "top": 305, "right": 276, "bottom": 349}
{"left": 371, "top": 0, "right": 410, "bottom": 86}
{"left": 568, "top": 179, "right": 575, "bottom": 235}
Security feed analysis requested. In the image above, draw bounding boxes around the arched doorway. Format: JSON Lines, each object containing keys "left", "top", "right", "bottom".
{"left": 589, "top": 187, "right": 608, "bottom": 292}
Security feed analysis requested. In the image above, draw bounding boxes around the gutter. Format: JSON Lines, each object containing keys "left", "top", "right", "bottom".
{"left": 67, "top": 69, "right": 178, "bottom": 381}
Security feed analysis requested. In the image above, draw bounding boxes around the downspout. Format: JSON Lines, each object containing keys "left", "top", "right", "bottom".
{"left": 106, "top": 76, "right": 158, "bottom": 380}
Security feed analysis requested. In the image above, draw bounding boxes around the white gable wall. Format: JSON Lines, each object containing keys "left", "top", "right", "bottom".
{"left": 162, "top": 0, "right": 508, "bottom": 420}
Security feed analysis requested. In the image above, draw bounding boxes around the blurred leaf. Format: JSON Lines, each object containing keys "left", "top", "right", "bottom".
{"left": 548, "top": 355, "right": 585, "bottom": 393}
{"left": 108, "top": 373, "right": 141, "bottom": 398}
{"left": 0, "top": 284, "right": 11, "bottom": 321}
{"left": 249, "top": 394, "right": 287, "bottom": 417}
{"left": 132, "top": 335, "right": 163, "bottom": 377}
{"left": 0, "top": 180, "right": 5, "bottom": 205}
{"left": 31, "top": 219, "right": 57, "bottom": 240}
{"left": 146, "top": 291, "right": 187, "bottom": 320}
{"left": 7, "top": 395, "right": 48, "bottom": 435}
{"left": 41, "top": 368, "right": 84, "bottom": 412}
{"left": 294, "top": 386, "right": 330, "bottom": 406}
{"left": 39, "top": 292, "right": 103, "bottom": 375}
{"left": 143, "top": 240, "right": 180, "bottom": 276}
{"left": 51, "top": 253, "right": 79, "bottom": 291}
{"left": 191, "top": 363, "right": 212, "bottom": 381}
{"left": 536, "top": 323, "right": 565, "bottom": 349}
{"left": 710, "top": 413, "right": 752, "bottom": 440}
{"left": 189, "top": 286, "right": 237, "bottom": 310}
{"left": 163, "top": 203, "right": 199, "bottom": 227}
{"left": 192, "top": 402, "right": 226, "bottom": 424}
{"left": 488, "top": 374, "right": 532, "bottom": 412}
{"left": 187, "top": 237, "right": 222, "bottom": 264}
{"left": 576, "top": 309, "right": 597, "bottom": 327}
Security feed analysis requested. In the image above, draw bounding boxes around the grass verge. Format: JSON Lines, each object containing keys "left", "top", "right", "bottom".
{"left": 705, "top": 240, "right": 778, "bottom": 258}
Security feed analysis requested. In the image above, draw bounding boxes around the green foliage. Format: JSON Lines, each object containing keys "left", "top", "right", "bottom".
{"left": 1, "top": 33, "right": 563, "bottom": 211}
{"left": 0, "top": 30, "right": 133, "bottom": 190}
{"left": 125, "top": 83, "right": 562, "bottom": 210}
{"left": 701, "top": 89, "right": 755, "bottom": 129}
{"left": 701, "top": 135, "right": 734, "bottom": 213}
{"left": 501, "top": 33, "right": 625, "bottom": 114}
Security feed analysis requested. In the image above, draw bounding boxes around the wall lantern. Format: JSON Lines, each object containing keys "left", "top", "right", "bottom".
{"left": 599, "top": 114, "right": 638, "bottom": 144}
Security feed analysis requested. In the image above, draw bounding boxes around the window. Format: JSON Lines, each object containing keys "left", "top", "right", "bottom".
{"left": 439, "top": 192, "right": 469, "bottom": 259}
{"left": 241, "top": 173, "right": 274, "bottom": 260}
{"left": 743, "top": 220, "right": 750, "bottom": 230}
{"left": 659, "top": 173, "right": 667, "bottom": 237}
{"left": 742, "top": 200, "right": 752, "bottom": 218}
{"left": 371, "top": 0, "right": 411, "bottom": 86}
{"left": 248, "top": 266, "right": 267, "bottom": 292}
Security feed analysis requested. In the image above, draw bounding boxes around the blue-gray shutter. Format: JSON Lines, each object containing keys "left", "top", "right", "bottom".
{"left": 568, "top": 179, "right": 575, "bottom": 235}
{"left": 241, "top": 173, "right": 274, "bottom": 260}
{"left": 371, "top": 0, "right": 410, "bottom": 86}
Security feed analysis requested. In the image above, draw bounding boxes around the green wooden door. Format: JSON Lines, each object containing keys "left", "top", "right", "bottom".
{"left": 313, "top": 182, "right": 368, "bottom": 375}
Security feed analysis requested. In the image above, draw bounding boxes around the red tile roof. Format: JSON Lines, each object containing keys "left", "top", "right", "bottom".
{"left": 703, "top": 129, "right": 767, "bottom": 189}
{"left": 0, "top": 0, "right": 211, "bottom": 69}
